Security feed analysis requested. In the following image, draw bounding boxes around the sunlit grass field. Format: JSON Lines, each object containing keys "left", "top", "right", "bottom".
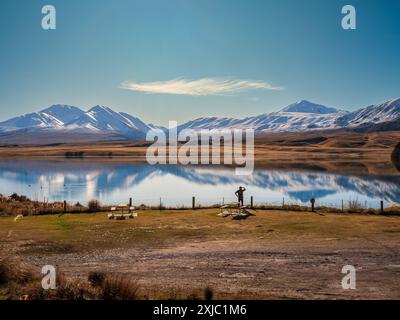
{"left": 1, "top": 209, "right": 399, "bottom": 255}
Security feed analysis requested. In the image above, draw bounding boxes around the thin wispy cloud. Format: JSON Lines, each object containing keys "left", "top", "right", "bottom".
{"left": 120, "top": 78, "right": 284, "bottom": 96}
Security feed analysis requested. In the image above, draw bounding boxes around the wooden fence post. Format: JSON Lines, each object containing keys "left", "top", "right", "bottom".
{"left": 250, "top": 196, "right": 254, "bottom": 209}
{"left": 310, "top": 198, "right": 315, "bottom": 212}
{"left": 192, "top": 196, "right": 196, "bottom": 209}
{"left": 380, "top": 201, "right": 384, "bottom": 215}
{"left": 129, "top": 197, "right": 132, "bottom": 206}
{"left": 63, "top": 200, "right": 67, "bottom": 213}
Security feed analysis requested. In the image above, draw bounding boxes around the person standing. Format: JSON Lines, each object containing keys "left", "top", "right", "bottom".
{"left": 235, "top": 186, "right": 246, "bottom": 207}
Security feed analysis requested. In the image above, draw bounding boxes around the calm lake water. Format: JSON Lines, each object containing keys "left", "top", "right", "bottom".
{"left": 0, "top": 160, "right": 399, "bottom": 208}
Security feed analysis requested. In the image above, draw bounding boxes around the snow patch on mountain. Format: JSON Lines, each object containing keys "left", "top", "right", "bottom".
{"left": 40, "top": 105, "right": 85, "bottom": 124}
{"left": 0, "top": 111, "right": 63, "bottom": 132}
{"left": 279, "top": 100, "right": 340, "bottom": 114}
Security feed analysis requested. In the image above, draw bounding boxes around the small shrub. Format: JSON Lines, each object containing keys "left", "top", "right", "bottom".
{"left": 204, "top": 286, "right": 214, "bottom": 300}
{"left": 88, "top": 200, "right": 101, "bottom": 213}
{"left": 0, "top": 261, "right": 10, "bottom": 286}
{"left": 88, "top": 271, "right": 106, "bottom": 287}
{"left": 348, "top": 199, "right": 363, "bottom": 212}
{"left": 55, "top": 281, "right": 87, "bottom": 300}
{"left": 9, "top": 193, "right": 29, "bottom": 202}
{"left": 0, "top": 258, "right": 36, "bottom": 287}
{"left": 187, "top": 290, "right": 201, "bottom": 300}
{"left": 101, "top": 275, "right": 139, "bottom": 300}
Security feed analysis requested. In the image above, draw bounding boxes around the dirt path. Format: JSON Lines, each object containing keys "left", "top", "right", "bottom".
{"left": 19, "top": 238, "right": 400, "bottom": 299}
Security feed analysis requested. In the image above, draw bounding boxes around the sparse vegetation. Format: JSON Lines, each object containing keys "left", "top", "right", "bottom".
{"left": 0, "top": 194, "right": 104, "bottom": 216}
{"left": 0, "top": 193, "right": 399, "bottom": 217}
{"left": 347, "top": 199, "right": 364, "bottom": 212}
{"left": 100, "top": 275, "right": 140, "bottom": 300}
{"left": 88, "top": 200, "right": 101, "bottom": 213}
{"left": 0, "top": 259, "right": 219, "bottom": 300}
{"left": 65, "top": 151, "right": 85, "bottom": 159}
{"left": 0, "top": 259, "right": 35, "bottom": 287}
{"left": 204, "top": 286, "right": 214, "bottom": 300}
{"left": 88, "top": 271, "right": 106, "bottom": 287}
{"left": 0, "top": 258, "right": 37, "bottom": 299}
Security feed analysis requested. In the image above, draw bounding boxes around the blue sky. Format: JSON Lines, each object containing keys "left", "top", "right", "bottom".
{"left": 0, "top": 0, "right": 399, "bottom": 125}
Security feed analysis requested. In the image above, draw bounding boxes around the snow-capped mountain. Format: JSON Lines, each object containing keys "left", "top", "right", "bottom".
{"left": 65, "top": 105, "right": 150, "bottom": 139}
{"left": 335, "top": 97, "right": 400, "bottom": 127}
{"left": 0, "top": 104, "right": 151, "bottom": 139}
{"left": 178, "top": 100, "right": 348, "bottom": 133}
{"left": 0, "top": 104, "right": 83, "bottom": 132}
{"left": 0, "top": 98, "right": 399, "bottom": 140}
{"left": 178, "top": 99, "right": 400, "bottom": 133}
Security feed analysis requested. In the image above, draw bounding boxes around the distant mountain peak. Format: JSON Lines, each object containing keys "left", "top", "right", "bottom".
{"left": 89, "top": 105, "right": 114, "bottom": 113}
{"left": 39, "top": 104, "right": 85, "bottom": 125}
{"left": 280, "top": 100, "right": 339, "bottom": 114}
{"left": 41, "top": 104, "right": 81, "bottom": 112}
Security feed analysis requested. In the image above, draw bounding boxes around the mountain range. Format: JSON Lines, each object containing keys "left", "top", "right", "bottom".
{"left": 0, "top": 98, "right": 399, "bottom": 142}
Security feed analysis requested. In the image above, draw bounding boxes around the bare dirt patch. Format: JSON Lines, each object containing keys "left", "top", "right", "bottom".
{"left": 1, "top": 210, "right": 399, "bottom": 299}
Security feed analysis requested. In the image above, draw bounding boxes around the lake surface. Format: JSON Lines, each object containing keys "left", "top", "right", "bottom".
{"left": 0, "top": 160, "right": 399, "bottom": 208}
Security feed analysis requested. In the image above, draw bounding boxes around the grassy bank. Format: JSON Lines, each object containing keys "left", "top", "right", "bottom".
{"left": 1, "top": 193, "right": 400, "bottom": 217}
{"left": 1, "top": 209, "right": 400, "bottom": 256}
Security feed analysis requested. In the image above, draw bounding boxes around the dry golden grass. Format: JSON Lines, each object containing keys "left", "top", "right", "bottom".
{"left": 0, "top": 209, "right": 399, "bottom": 256}
{"left": 0, "top": 257, "right": 215, "bottom": 300}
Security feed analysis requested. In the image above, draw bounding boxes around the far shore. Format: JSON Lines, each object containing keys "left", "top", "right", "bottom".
{"left": 0, "top": 129, "right": 399, "bottom": 176}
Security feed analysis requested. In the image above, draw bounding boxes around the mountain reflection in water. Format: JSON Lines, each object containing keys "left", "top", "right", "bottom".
{"left": 0, "top": 160, "right": 399, "bottom": 208}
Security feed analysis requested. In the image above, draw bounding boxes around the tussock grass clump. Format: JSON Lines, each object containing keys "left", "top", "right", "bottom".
{"left": 100, "top": 275, "right": 140, "bottom": 300}
{"left": 204, "top": 286, "right": 214, "bottom": 300}
{"left": 26, "top": 271, "right": 140, "bottom": 300}
{"left": 0, "top": 261, "right": 12, "bottom": 287}
{"left": 0, "top": 258, "right": 36, "bottom": 287}
{"left": 88, "top": 271, "right": 106, "bottom": 288}
{"left": 348, "top": 199, "right": 364, "bottom": 212}
{"left": 0, "top": 257, "right": 38, "bottom": 300}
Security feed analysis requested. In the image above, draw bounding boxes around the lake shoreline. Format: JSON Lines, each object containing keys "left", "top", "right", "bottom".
{"left": 0, "top": 129, "right": 399, "bottom": 176}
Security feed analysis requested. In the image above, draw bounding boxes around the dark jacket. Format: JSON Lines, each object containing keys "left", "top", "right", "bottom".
{"left": 235, "top": 188, "right": 246, "bottom": 199}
